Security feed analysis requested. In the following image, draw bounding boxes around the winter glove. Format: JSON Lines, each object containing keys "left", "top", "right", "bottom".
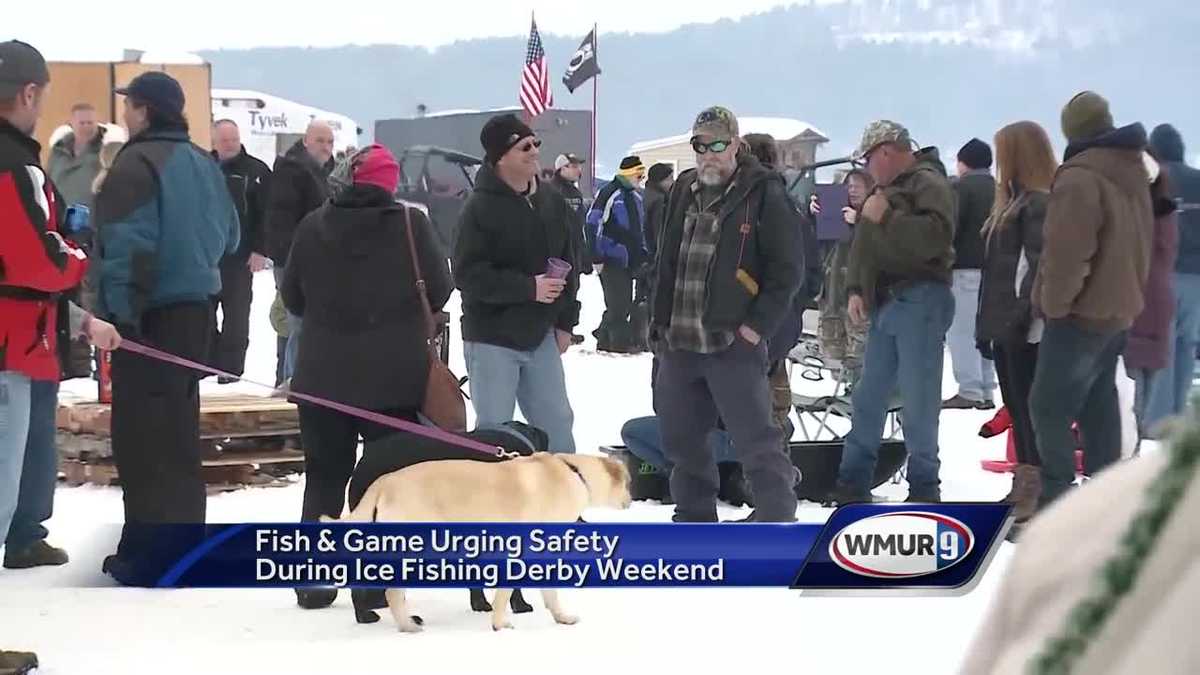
{"left": 114, "top": 323, "right": 141, "bottom": 344}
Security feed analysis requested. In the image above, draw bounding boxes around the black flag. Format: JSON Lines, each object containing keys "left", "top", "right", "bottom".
{"left": 562, "top": 29, "right": 601, "bottom": 93}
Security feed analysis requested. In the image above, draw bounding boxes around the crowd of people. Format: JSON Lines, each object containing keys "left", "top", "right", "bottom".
{"left": 3, "top": 32, "right": 1200, "bottom": 670}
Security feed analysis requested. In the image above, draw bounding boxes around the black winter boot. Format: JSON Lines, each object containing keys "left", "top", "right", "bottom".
{"left": 0, "top": 650, "right": 38, "bottom": 675}
{"left": 825, "top": 482, "right": 872, "bottom": 507}
{"left": 510, "top": 588, "right": 534, "bottom": 614}
{"left": 4, "top": 540, "right": 69, "bottom": 569}
{"left": 294, "top": 588, "right": 338, "bottom": 610}
{"left": 717, "top": 463, "right": 754, "bottom": 508}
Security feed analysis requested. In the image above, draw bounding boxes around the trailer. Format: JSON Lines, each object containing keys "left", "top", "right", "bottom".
{"left": 211, "top": 89, "right": 361, "bottom": 166}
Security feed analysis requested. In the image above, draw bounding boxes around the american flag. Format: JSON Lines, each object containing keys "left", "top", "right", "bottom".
{"left": 519, "top": 17, "right": 553, "bottom": 118}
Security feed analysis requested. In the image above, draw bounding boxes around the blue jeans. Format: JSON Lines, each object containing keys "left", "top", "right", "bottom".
{"left": 947, "top": 270, "right": 996, "bottom": 401}
{"left": 1030, "top": 320, "right": 1125, "bottom": 506}
{"left": 838, "top": 282, "right": 955, "bottom": 495}
{"left": 620, "top": 415, "right": 736, "bottom": 472}
{"left": 464, "top": 330, "right": 576, "bottom": 453}
{"left": 274, "top": 267, "right": 302, "bottom": 382}
{"left": 6, "top": 379, "right": 59, "bottom": 549}
{"left": 0, "top": 371, "right": 33, "bottom": 550}
{"left": 1144, "top": 272, "right": 1200, "bottom": 428}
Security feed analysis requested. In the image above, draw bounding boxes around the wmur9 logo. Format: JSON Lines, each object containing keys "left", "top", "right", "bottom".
{"left": 828, "top": 511, "right": 975, "bottom": 579}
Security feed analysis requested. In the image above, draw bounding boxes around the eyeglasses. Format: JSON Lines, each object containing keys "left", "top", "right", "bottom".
{"left": 518, "top": 138, "right": 543, "bottom": 153}
{"left": 692, "top": 139, "right": 731, "bottom": 155}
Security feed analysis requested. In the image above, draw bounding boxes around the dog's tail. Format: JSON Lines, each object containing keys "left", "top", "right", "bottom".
{"left": 319, "top": 479, "right": 383, "bottom": 524}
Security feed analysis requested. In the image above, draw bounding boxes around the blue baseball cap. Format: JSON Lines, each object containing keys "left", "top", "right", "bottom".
{"left": 115, "top": 71, "right": 185, "bottom": 115}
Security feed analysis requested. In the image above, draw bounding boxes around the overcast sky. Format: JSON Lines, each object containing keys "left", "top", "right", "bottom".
{"left": 13, "top": 0, "right": 818, "bottom": 57}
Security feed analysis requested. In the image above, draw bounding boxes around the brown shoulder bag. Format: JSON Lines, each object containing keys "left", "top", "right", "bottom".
{"left": 401, "top": 206, "right": 468, "bottom": 431}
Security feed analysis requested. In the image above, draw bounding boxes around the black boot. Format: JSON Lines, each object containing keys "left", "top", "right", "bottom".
{"left": 717, "top": 463, "right": 754, "bottom": 508}
{"left": 0, "top": 650, "right": 38, "bottom": 675}
{"left": 510, "top": 588, "right": 534, "bottom": 614}
{"left": 4, "top": 540, "right": 69, "bottom": 569}
{"left": 671, "top": 511, "right": 719, "bottom": 523}
{"left": 352, "top": 588, "right": 387, "bottom": 624}
{"left": 295, "top": 588, "right": 338, "bottom": 610}
{"left": 470, "top": 588, "right": 493, "bottom": 612}
{"left": 825, "top": 482, "right": 872, "bottom": 507}
{"left": 904, "top": 490, "right": 942, "bottom": 503}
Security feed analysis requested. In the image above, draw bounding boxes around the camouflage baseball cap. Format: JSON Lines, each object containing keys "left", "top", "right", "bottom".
{"left": 854, "top": 120, "right": 912, "bottom": 161}
{"left": 691, "top": 106, "right": 739, "bottom": 140}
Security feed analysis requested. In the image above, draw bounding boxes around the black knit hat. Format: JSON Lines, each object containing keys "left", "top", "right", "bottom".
{"left": 957, "top": 138, "right": 993, "bottom": 170}
{"left": 648, "top": 163, "right": 674, "bottom": 184}
{"left": 480, "top": 113, "right": 535, "bottom": 165}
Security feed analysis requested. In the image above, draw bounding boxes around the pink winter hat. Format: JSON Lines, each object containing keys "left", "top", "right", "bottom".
{"left": 353, "top": 144, "right": 400, "bottom": 194}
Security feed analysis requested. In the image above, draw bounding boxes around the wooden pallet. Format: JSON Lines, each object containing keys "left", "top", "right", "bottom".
{"left": 60, "top": 449, "right": 306, "bottom": 493}
{"left": 57, "top": 394, "right": 300, "bottom": 437}
{"left": 58, "top": 431, "right": 302, "bottom": 461}
{"left": 57, "top": 394, "right": 306, "bottom": 492}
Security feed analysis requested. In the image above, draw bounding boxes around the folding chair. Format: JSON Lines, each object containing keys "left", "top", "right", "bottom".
{"left": 788, "top": 334, "right": 904, "bottom": 442}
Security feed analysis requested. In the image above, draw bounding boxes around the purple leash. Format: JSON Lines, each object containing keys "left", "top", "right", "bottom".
{"left": 118, "top": 340, "right": 506, "bottom": 457}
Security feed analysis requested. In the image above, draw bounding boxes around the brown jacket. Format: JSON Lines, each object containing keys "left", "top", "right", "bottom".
{"left": 1033, "top": 125, "right": 1153, "bottom": 333}
{"left": 847, "top": 147, "right": 955, "bottom": 309}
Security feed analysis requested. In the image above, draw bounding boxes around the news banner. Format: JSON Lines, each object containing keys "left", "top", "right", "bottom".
{"left": 151, "top": 504, "right": 1012, "bottom": 593}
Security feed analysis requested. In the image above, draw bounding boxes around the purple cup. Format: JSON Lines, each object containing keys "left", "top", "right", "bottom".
{"left": 545, "top": 257, "right": 572, "bottom": 280}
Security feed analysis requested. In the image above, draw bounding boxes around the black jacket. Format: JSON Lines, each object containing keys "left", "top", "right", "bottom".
{"left": 266, "top": 141, "right": 333, "bottom": 265}
{"left": 453, "top": 165, "right": 581, "bottom": 350}
{"left": 976, "top": 189, "right": 1047, "bottom": 344}
{"left": 281, "top": 185, "right": 452, "bottom": 412}
{"left": 213, "top": 146, "right": 271, "bottom": 261}
{"left": 550, "top": 174, "right": 590, "bottom": 272}
{"left": 650, "top": 154, "right": 802, "bottom": 341}
{"left": 643, "top": 182, "right": 669, "bottom": 258}
{"left": 953, "top": 171, "right": 995, "bottom": 270}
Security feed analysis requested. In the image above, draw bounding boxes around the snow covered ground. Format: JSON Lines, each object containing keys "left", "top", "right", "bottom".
{"left": 1, "top": 271, "right": 1038, "bottom": 674}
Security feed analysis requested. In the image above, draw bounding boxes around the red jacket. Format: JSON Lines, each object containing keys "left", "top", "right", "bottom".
{"left": 0, "top": 118, "right": 88, "bottom": 381}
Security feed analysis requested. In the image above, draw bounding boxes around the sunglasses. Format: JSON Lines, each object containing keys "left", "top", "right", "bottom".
{"left": 518, "top": 138, "right": 543, "bottom": 153}
{"left": 692, "top": 139, "right": 731, "bottom": 155}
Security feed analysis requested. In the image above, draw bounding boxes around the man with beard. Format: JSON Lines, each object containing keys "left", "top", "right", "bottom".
{"left": 649, "top": 106, "right": 802, "bottom": 523}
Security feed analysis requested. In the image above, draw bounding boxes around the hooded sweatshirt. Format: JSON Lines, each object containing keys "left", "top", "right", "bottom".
{"left": 1150, "top": 124, "right": 1200, "bottom": 275}
{"left": 453, "top": 164, "right": 580, "bottom": 350}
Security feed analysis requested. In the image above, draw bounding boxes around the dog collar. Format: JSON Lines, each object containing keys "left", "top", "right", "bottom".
{"left": 558, "top": 456, "right": 590, "bottom": 494}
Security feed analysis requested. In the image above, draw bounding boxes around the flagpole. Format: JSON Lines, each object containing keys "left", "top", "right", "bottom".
{"left": 590, "top": 23, "right": 598, "bottom": 196}
{"left": 525, "top": 11, "right": 535, "bottom": 125}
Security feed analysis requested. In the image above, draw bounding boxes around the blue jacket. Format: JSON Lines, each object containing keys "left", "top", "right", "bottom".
{"left": 92, "top": 127, "right": 239, "bottom": 326}
{"left": 588, "top": 176, "right": 647, "bottom": 269}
